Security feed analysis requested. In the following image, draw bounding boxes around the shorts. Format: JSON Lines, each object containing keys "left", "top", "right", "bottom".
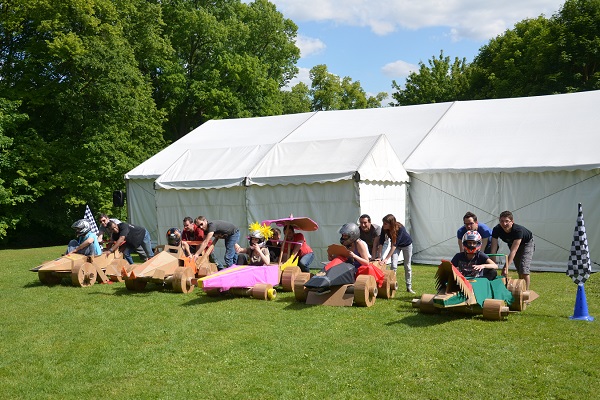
{"left": 514, "top": 238, "right": 534, "bottom": 274}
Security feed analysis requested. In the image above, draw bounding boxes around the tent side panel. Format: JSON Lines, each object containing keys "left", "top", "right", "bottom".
{"left": 357, "top": 182, "right": 407, "bottom": 227}
{"left": 246, "top": 181, "right": 360, "bottom": 264}
{"left": 155, "top": 187, "right": 247, "bottom": 263}
{"left": 409, "top": 170, "right": 600, "bottom": 271}
{"left": 126, "top": 178, "right": 158, "bottom": 247}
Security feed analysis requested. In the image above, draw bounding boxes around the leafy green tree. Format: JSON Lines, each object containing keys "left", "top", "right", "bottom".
{"left": 391, "top": 51, "right": 471, "bottom": 105}
{"left": 469, "top": 16, "right": 558, "bottom": 99}
{"left": 310, "top": 64, "right": 385, "bottom": 110}
{"left": 160, "top": 0, "right": 300, "bottom": 140}
{"left": 554, "top": 0, "right": 600, "bottom": 91}
{"left": 281, "top": 82, "right": 312, "bottom": 114}
{"left": 0, "top": 99, "right": 31, "bottom": 241}
{"left": 0, "top": 0, "right": 166, "bottom": 245}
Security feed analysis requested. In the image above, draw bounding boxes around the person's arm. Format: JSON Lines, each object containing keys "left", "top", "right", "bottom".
{"left": 69, "top": 236, "right": 93, "bottom": 254}
{"left": 481, "top": 237, "right": 489, "bottom": 253}
{"left": 473, "top": 257, "right": 498, "bottom": 271}
{"left": 490, "top": 237, "right": 499, "bottom": 262}
{"left": 194, "top": 232, "right": 214, "bottom": 258}
{"left": 348, "top": 241, "right": 371, "bottom": 266}
{"left": 458, "top": 238, "right": 464, "bottom": 252}
{"left": 370, "top": 235, "right": 379, "bottom": 260}
{"left": 256, "top": 247, "right": 270, "bottom": 265}
{"left": 505, "top": 239, "right": 522, "bottom": 276}
{"left": 107, "top": 235, "right": 125, "bottom": 253}
{"left": 235, "top": 243, "right": 246, "bottom": 254}
{"left": 383, "top": 243, "right": 396, "bottom": 264}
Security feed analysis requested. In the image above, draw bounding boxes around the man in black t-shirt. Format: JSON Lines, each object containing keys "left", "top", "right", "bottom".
{"left": 490, "top": 210, "right": 534, "bottom": 289}
{"left": 194, "top": 216, "right": 240, "bottom": 270}
{"left": 106, "top": 221, "right": 155, "bottom": 264}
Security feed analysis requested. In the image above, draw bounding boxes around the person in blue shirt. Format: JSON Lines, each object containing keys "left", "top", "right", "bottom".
{"left": 376, "top": 213, "right": 415, "bottom": 294}
{"left": 67, "top": 219, "right": 102, "bottom": 256}
{"left": 457, "top": 211, "right": 492, "bottom": 254}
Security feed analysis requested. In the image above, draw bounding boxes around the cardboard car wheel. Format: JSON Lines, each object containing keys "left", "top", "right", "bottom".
{"left": 378, "top": 270, "right": 398, "bottom": 299}
{"left": 172, "top": 267, "right": 195, "bottom": 293}
{"left": 507, "top": 278, "right": 525, "bottom": 311}
{"left": 125, "top": 278, "right": 147, "bottom": 291}
{"left": 418, "top": 294, "right": 439, "bottom": 314}
{"left": 354, "top": 274, "right": 377, "bottom": 307}
{"left": 252, "top": 283, "right": 275, "bottom": 300}
{"left": 280, "top": 266, "right": 301, "bottom": 292}
{"left": 38, "top": 271, "right": 62, "bottom": 285}
{"left": 482, "top": 299, "right": 507, "bottom": 320}
{"left": 293, "top": 273, "right": 311, "bottom": 302}
{"left": 71, "top": 262, "right": 96, "bottom": 287}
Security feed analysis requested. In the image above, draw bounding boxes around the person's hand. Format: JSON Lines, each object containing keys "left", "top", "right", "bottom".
{"left": 502, "top": 267, "right": 508, "bottom": 277}
{"left": 473, "top": 264, "right": 484, "bottom": 271}
{"left": 348, "top": 251, "right": 356, "bottom": 259}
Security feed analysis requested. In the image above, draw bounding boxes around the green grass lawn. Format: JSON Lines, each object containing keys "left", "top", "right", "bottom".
{"left": 1, "top": 246, "right": 598, "bottom": 399}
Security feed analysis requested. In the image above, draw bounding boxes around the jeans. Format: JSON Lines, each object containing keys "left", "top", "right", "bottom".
{"left": 298, "top": 252, "right": 315, "bottom": 273}
{"left": 67, "top": 240, "right": 93, "bottom": 256}
{"left": 123, "top": 230, "right": 154, "bottom": 265}
{"left": 391, "top": 243, "right": 413, "bottom": 289}
{"left": 222, "top": 229, "right": 240, "bottom": 269}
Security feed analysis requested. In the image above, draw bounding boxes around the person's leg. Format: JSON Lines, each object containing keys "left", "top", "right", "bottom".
{"left": 223, "top": 230, "right": 240, "bottom": 267}
{"left": 390, "top": 248, "right": 400, "bottom": 272}
{"left": 515, "top": 239, "right": 534, "bottom": 290}
{"left": 67, "top": 239, "right": 79, "bottom": 254}
{"left": 402, "top": 244, "right": 414, "bottom": 293}
{"left": 140, "top": 230, "right": 154, "bottom": 259}
{"left": 298, "top": 252, "right": 314, "bottom": 273}
{"left": 123, "top": 246, "right": 134, "bottom": 264}
{"left": 237, "top": 253, "right": 249, "bottom": 265}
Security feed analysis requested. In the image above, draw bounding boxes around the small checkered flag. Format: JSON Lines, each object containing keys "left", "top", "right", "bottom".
{"left": 567, "top": 203, "right": 592, "bottom": 285}
{"left": 84, "top": 205, "right": 99, "bottom": 236}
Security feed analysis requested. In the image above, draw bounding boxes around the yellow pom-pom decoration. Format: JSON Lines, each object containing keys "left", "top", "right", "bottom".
{"left": 248, "top": 221, "right": 273, "bottom": 240}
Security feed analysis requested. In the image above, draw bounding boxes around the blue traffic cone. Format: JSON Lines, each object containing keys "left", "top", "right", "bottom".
{"left": 570, "top": 283, "right": 594, "bottom": 321}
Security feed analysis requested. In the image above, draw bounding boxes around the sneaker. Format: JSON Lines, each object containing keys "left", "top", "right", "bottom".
{"left": 407, "top": 288, "right": 416, "bottom": 294}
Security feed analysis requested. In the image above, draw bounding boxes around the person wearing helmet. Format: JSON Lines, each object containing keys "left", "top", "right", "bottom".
{"left": 166, "top": 228, "right": 181, "bottom": 246}
{"left": 451, "top": 230, "right": 498, "bottom": 279}
{"left": 377, "top": 214, "right": 415, "bottom": 293}
{"left": 66, "top": 219, "right": 102, "bottom": 256}
{"left": 339, "top": 222, "right": 371, "bottom": 268}
{"left": 235, "top": 222, "right": 272, "bottom": 266}
{"left": 456, "top": 211, "right": 493, "bottom": 254}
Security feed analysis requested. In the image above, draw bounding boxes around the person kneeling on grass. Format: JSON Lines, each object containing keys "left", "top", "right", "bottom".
{"left": 451, "top": 230, "right": 497, "bottom": 280}
{"left": 235, "top": 222, "right": 272, "bottom": 266}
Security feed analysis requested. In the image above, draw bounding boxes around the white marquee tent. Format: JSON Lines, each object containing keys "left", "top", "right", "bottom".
{"left": 126, "top": 90, "right": 600, "bottom": 271}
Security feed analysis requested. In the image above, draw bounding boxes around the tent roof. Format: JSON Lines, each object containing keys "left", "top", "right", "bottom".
{"left": 127, "top": 90, "right": 600, "bottom": 181}
{"left": 155, "top": 135, "right": 408, "bottom": 189}
{"left": 404, "top": 91, "right": 600, "bottom": 173}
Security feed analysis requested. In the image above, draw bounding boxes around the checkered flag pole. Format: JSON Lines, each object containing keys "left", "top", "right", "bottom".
{"left": 84, "top": 205, "right": 100, "bottom": 235}
{"left": 567, "top": 203, "right": 592, "bottom": 285}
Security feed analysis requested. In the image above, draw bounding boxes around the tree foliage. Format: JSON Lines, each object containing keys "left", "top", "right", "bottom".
{"left": 309, "top": 64, "right": 386, "bottom": 111}
{"left": 391, "top": 51, "right": 470, "bottom": 106}
{"left": 391, "top": 0, "right": 600, "bottom": 104}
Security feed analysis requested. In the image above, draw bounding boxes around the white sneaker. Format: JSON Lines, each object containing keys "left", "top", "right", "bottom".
{"left": 407, "top": 288, "right": 416, "bottom": 294}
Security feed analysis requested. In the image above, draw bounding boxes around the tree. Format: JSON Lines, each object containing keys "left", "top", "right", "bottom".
{"left": 391, "top": 51, "right": 471, "bottom": 106}
{"left": 281, "top": 82, "right": 312, "bottom": 114}
{"left": 554, "top": 0, "right": 600, "bottom": 91}
{"left": 469, "top": 16, "right": 559, "bottom": 99}
{"left": 159, "top": 0, "right": 300, "bottom": 140}
{"left": 0, "top": 0, "right": 166, "bottom": 245}
{"left": 310, "top": 64, "right": 385, "bottom": 110}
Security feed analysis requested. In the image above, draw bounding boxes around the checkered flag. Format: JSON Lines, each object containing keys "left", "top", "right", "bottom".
{"left": 567, "top": 203, "right": 592, "bottom": 285}
{"left": 84, "top": 205, "right": 99, "bottom": 235}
